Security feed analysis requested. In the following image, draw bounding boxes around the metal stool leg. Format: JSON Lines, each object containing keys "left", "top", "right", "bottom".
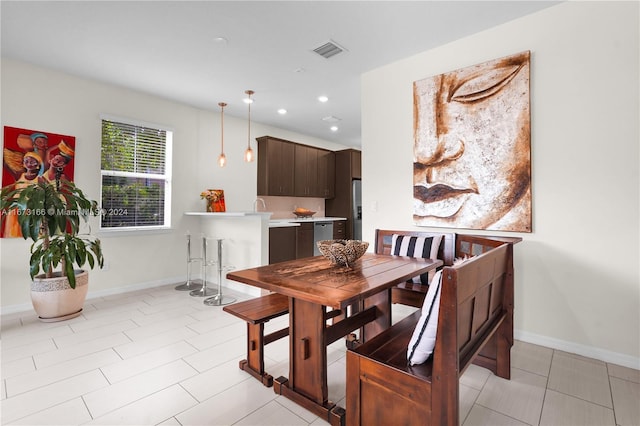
{"left": 175, "top": 233, "right": 203, "bottom": 291}
{"left": 190, "top": 235, "right": 219, "bottom": 297}
{"left": 204, "top": 239, "right": 236, "bottom": 306}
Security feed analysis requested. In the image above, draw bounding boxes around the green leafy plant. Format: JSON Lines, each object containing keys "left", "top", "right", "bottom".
{"left": 0, "top": 179, "right": 104, "bottom": 288}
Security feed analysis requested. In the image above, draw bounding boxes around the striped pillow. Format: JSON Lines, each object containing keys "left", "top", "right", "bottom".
{"left": 391, "top": 234, "right": 443, "bottom": 285}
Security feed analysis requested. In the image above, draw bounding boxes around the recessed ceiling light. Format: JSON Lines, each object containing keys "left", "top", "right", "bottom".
{"left": 213, "top": 37, "right": 228, "bottom": 44}
{"left": 278, "top": 109, "right": 287, "bottom": 115}
{"left": 318, "top": 96, "right": 329, "bottom": 103}
{"left": 294, "top": 68, "right": 305, "bottom": 73}
{"left": 330, "top": 126, "right": 339, "bottom": 132}
{"left": 322, "top": 115, "right": 341, "bottom": 123}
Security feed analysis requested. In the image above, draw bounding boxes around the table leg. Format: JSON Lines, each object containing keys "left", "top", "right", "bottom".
{"left": 273, "top": 298, "right": 345, "bottom": 425}
{"left": 362, "top": 288, "right": 391, "bottom": 341}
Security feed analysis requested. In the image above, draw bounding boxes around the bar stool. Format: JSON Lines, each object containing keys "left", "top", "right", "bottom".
{"left": 204, "top": 238, "right": 237, "bottom": 306}
{"left": 175, "top": 233, "right": 203, "bottom": 291}
{"left": 189, "top": 235, "right": 219, "bottom": 297}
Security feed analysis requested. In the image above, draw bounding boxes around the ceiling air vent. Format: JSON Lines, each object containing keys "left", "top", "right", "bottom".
{"left": 313, "top": 40, "right": 346, "bottom": 59}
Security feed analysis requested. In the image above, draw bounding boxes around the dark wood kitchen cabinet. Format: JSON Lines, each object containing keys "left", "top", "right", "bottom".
{"left": 257, "top": 136, "right": 295, "bottom": 196}
{"left": 296, "top": 222, "right": 314, "bottom": 259}
{"left": 269, "top": 226, "right": 297, "bottom": 264}
{"left": 317, "top": 149, "right": 335, "bottom": 198}
{"left": 257, "top": 135, "right": 335, "bottom": 199}
{"left": 294, "top": 144, "right": 318, "bottom": 197}
{"left": 333, "top": 220, "right": 346, "bottom": 239}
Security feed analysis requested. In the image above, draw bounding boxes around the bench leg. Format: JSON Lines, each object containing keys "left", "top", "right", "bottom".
{"left": 238, "top": 322, "right": 274, "bottom": 387}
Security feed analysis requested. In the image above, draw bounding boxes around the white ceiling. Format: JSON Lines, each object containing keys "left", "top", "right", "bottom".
{"left": 1, "top": 1, "right": 558, "bottom": 148}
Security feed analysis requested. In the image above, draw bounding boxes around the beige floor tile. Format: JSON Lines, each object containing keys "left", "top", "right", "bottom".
{"left": 0, "top": 370, "right": 108, "bottom": 424}
{"left": 608, "top": 363, "right": 640, "bottom": 384}
{"left": 68, "top": 309, "right": 146, "bottom": 332}
{"left": 512, "top": 340, "right": 553, "bottom": 377}
{"left": 547, "top": 350, "right": 612, "bottom": 408}
{"left": 182, "top": 334, "right": 245, "bottom": 372}
{"left": 113, "top": 325, "right": 199, "bottom": 359}
{"left": 185, "top": 321, "right": 247, "bottom": 351}
{"left": 235, "top": 399, "right": 309, "bottom": 425}
{"left": 476, "top": 367, "right": 547, "bottom": 425}
{"left": 33, "top": 333, "right": 131, "bottom": 369}
{"left": 1, "top": 356, "right": 36, "bottom": 380}
{"left": 460, "top": 383, "right": 481, "bottom": 422}
{"left": 123, "top": 313, "right": 198, "bottom": 340}
{"left": 6, "top": 349, "right": 120, "bottom": 396}
{"left": 175, "top": 378, "right": 277, "bottom": 426}
{"left": 53, "top": 319, "right": 139, "bottom": 347}
{"left": 101, "top": 340, "right": 198, "bottom": 383}
{"left": 610, "top": 376, "right": 640, "bottom": 426}
{"left": 463, "top": 404, "right": 529, "bottom": 426}
{"left": 83, "top": 359, "right": 197, "bottom": 418}
{"left": 461, "top": 363, "right": 492, "bottom": 390}
{"left": 1, "top": 338, "right": 56, "bottom": 364}
{"left": 85, "top": 384, "right": 198, "bottom": 425}
{"left": 1, "top": 323, "right": 72, "bottom": 350}
{"left": 9, "top": 397, "right": 93, "bottom": 425}
{"left": 540, "top": 389, "right": 615, "bottom": 426}
{"left": 180, "top": 355, "right": 256, "bottom": 402}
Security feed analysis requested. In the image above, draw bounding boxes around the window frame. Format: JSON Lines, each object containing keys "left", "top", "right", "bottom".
{"left": 99, "top": 114, "right": 173, "bottom": 233}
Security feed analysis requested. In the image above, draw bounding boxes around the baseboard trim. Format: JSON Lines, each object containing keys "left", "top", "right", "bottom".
{"left": 0, "top": 275, "right": 257, "bottom": 316}
{"left": 515, "top": 329, "right": 640, "bottom": 370}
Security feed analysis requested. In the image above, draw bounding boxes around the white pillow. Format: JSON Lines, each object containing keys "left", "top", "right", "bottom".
{"left": 391, "top": 234, "right": 443, "bottom": 284}
{"left": 407, "top": 269, "right": 443, "bottom": 365}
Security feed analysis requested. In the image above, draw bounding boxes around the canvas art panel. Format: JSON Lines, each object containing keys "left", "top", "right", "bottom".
{"left": 1, "top": 126, "right": 76, "bottom": 238}
{"left": 413, "top": 51, "right": 532, "bottom": 232}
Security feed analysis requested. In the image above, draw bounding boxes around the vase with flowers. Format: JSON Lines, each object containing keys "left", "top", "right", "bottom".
{"left": 200, "top": 189, "right": 226, "bottom": 212}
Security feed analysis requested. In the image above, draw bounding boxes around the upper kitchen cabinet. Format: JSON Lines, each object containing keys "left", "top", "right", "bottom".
{"left": 317, "top": 149, "right": 335, "bottom": 198}
{"left": 294, "top": 144, "right": 318, "bottom": 197}
{"left": 257, "top": 136, "right": 335, "bottom": 199}
{"left": 257, "top": 136, "right": 295, "bottom": 196}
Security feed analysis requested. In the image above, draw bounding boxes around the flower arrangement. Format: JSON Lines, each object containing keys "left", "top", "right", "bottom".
{"left": 200, "top": 189, "right": 222, "bottom": 201}
{"left": 200, "top": 189, "right": 225, "bottom": 212}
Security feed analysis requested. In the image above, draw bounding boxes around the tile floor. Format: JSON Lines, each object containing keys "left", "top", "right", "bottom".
{"left": 1, "top": 283, "right": 638, "bottom": 426}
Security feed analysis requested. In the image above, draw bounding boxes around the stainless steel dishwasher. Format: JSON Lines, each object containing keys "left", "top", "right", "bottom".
{"left": 313, "top": 221, "right": 334, "bottom": 255}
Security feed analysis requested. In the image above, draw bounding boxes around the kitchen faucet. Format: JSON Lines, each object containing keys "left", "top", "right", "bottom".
{"left": 253, "top": 198, "right": 266, "bottom": 212}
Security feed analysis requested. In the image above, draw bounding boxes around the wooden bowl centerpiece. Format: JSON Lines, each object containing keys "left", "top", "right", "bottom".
{"left": 317, "top": 239, "right": 369, "bottom": 268}
{"left": 293, "top": 207, "right": 316, "bottom": 218}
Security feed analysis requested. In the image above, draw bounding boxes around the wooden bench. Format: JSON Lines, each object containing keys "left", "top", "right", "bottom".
{"left": 346, "top": 234, "right": 519, "bottom": 425}
{"left": 223, "top": 293, "right": 346, "bottom": 387}
{"left": 223, "top": 293, "right": 290, "bottom": 387}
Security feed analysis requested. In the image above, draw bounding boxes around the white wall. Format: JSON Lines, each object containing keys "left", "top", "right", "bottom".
{"left": 0, "top": 59, "right": 347, "bottom": 310}
{"left": 362, "top": 1, "right": 639, "bottom": 368}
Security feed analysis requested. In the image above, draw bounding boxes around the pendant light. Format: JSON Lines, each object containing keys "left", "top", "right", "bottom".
{"left": 217, "top": 102, "right": 227, "bottom": 167}
{"left": 244, "top": 90, "right": 255, "bottom": 162}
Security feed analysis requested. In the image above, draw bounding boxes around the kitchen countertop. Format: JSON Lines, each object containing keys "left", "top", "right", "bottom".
{"left": 268, "top": 216, "right": 347, "bottom": 228}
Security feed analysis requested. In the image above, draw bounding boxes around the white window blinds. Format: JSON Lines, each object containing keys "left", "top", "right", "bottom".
{"left": 100, "top": 118, "right": 172, "bottom": 230}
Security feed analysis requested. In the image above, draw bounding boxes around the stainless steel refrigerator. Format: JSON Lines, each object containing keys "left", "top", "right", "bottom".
{"left": 352, "top": 179, "right": 362, "bottom": 240}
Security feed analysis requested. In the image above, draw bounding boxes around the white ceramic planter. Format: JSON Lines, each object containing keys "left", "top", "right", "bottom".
{"left": 30, "top": 270, "right": 88, "bottom": 322}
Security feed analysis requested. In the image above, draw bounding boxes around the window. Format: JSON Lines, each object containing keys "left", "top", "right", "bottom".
{"left": 100, "top": 116, "right": 172, "bottom": 231}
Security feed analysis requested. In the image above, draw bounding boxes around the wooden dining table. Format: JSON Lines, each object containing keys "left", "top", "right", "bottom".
{"left": 226, "top": 253, "right": 443, "bottom": 426}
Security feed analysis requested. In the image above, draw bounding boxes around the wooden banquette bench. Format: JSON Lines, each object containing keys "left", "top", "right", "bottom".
{"left": 346, "top": 232, "right": 520, "bottom": 426}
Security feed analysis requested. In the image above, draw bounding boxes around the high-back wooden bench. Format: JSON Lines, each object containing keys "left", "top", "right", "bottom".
{"left": 346, "top": 234, "right": 519, "bottom": 425}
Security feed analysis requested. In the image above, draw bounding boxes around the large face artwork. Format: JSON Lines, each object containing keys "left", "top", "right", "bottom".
{"left": 413, "top": 51, "right": 531, "bottom": 232}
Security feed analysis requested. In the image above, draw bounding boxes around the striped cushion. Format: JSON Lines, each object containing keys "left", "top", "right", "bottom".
{"left": 391, "top": 234, "right": 443, "bottom": 285}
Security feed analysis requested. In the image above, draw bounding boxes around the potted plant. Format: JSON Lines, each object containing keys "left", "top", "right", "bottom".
{"left": 1, "top": 177, "right": 104, "bottom": 322}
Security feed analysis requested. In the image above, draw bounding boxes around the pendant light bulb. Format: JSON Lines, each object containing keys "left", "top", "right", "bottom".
{"left": 218, "top": 102, "right": 227, "bottom": 167}
{"left": 244, "top": 90, "right": 255, "bottom": 163}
